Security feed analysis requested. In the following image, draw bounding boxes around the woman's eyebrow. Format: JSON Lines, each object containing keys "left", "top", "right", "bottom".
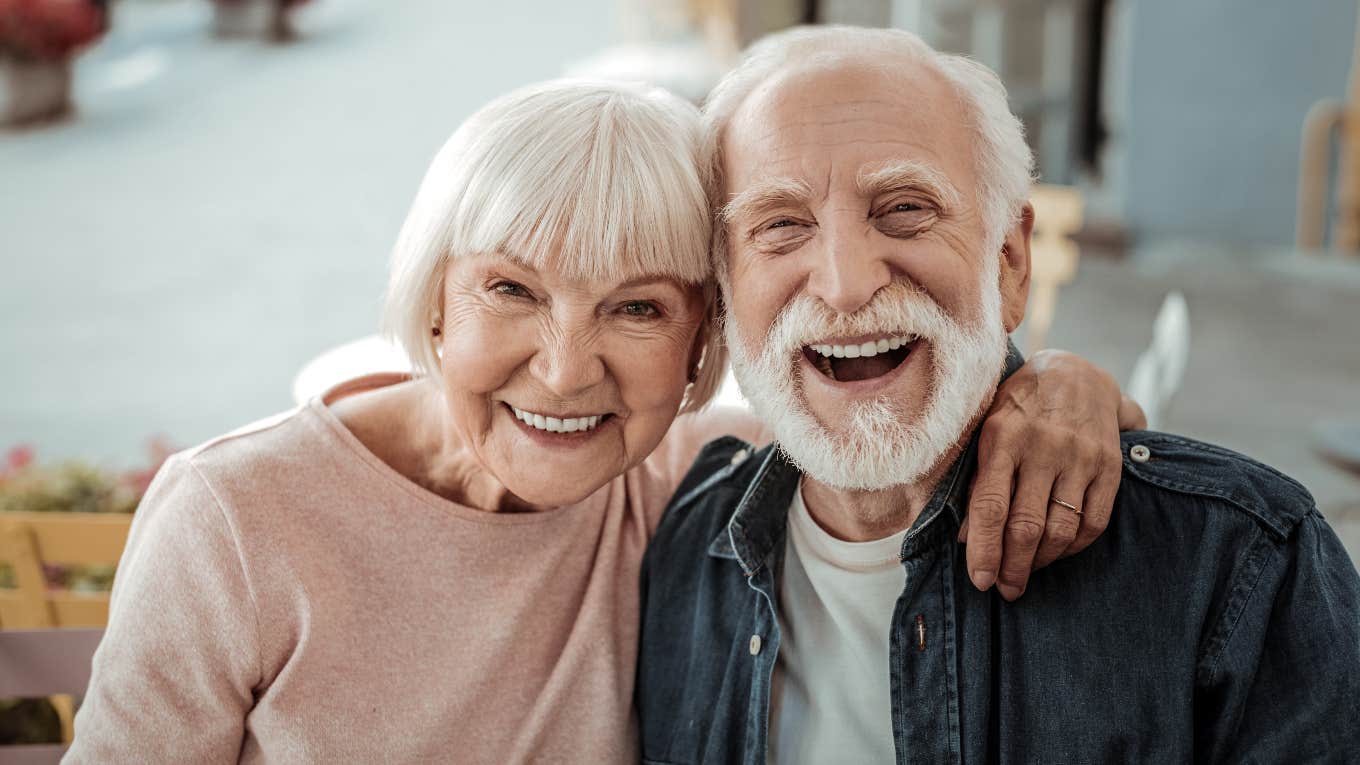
{"left": 719, "top": 176, "right": 814, "bottom": 224}
{"left": 856, "top": 160, "right": 961, "bottom": 207}
{"left": 614, "top": 275, "right": 679, "bottom": 290}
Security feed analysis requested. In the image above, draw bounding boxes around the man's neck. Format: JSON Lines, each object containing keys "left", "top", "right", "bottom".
{"left": 800, "top": 440, "right": 967, "bottom": 543}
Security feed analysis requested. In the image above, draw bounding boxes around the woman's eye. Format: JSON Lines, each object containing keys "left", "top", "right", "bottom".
{"left": 621, "top": 301, "right": 660, "bottom": 318}
{"left": 492, "top": 281, "right": 529, "bottom": 298}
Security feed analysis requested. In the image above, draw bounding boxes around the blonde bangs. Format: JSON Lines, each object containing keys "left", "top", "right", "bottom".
{"left": 445, "top": 84, "right": 711, "bottom": 286}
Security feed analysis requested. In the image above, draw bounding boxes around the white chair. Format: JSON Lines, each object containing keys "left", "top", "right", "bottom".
{"left": 291, "top": 335, "right": 411, "bottom": 405}
{"left": 1125, "top": 292, "right": 1190, "bottom": 430}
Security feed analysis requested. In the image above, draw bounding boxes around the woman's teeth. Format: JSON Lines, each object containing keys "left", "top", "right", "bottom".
{"left": 810, "top": 334, "right": 917, "bottom": 359}
{"left": 510, "top": 406, "right": 605, "bottom": 434}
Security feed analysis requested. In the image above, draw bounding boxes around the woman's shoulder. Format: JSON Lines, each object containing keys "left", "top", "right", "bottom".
{"left": 179, "top": 403, "right": 336, "bottom": 486}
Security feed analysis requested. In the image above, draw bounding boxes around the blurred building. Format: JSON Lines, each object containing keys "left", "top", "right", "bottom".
{"left": 730, "top": 0, "right": 1359, "bottom": 252}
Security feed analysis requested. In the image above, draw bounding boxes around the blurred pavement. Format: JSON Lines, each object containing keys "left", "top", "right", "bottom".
{"left": 1, "top": 0, "right": 612, "bottom": 463}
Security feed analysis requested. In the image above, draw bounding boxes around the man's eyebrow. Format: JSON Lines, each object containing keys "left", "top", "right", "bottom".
{"left": 856, "top": 160, "right": 961, "bottom": 207}
{"left": 719, "top": 176, "right": 814, "bottom": 224}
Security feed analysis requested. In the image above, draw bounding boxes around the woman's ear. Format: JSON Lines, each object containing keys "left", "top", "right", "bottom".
{"left": 999, "top": 203, "right": 1034, "bottom": 333}
{"left": 687, "top": 317, "right": 710, "bottom": 383}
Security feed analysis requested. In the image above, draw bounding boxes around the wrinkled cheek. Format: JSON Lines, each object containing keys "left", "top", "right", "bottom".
{"left": 441, "top": 323, "right": 527, "bottom": 394}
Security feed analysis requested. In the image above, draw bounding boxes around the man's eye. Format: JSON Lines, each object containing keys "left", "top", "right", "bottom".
{"left": 893, "top": 202, "right": 922, "bottom": 213}
{"left": 768, "top": 219, "right": 796, "bottom": 229}
{"left": 492, "top": 281, "right": 529, "bottom": 298}
{"left": 621, "top": 301, "right": 660, "bottom": 318}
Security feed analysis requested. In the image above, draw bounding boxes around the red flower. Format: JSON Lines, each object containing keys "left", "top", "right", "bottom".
{"left": 2, "top": 443, "right": 35, "bottom": 478}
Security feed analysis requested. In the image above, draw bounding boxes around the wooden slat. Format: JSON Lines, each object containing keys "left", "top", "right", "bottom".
{"left": 48, "top": 594, "right": 111, "bottom": 628}
{"left": 0, "top": 513, "right": 132, "bottom": 566}
{"left": 0, "top": 524, "right": 54, "bottom": 628}
{"left": 0, "top": 591, "right": 112, "bottom": 628}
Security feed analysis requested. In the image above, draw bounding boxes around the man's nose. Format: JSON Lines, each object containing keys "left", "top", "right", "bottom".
{"left": 531, "top": 329, "right": 607, "bottom": 399}
{"left": 805, "top": 225, "right": 893, "bottom": 315}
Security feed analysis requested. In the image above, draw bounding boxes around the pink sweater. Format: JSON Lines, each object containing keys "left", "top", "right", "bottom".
{"left": 67, "top": 394, "right": 763, "bottom": 763}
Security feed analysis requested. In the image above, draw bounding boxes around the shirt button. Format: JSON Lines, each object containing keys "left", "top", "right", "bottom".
{"left": 731, "top": 448, "right": 749, "bottom": 466}
{"left": 749, "top": 634, "right": 762, "bottom": 656}
{"left": 1130, "top": 444, "right": 1151, "bottom": 463}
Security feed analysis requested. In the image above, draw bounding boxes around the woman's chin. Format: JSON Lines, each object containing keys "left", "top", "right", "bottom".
{"left": 505, "top": 475, "right": 611, "bottom": 510}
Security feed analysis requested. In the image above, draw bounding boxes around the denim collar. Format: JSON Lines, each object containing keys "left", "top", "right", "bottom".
{"left": 708, "top": 341, "right": 1025, "bottom": 573}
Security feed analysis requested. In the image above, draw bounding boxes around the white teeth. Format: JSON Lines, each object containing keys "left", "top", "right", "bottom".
{"left": 811, "top": 335, "right": 916, "bottom": 359}
{"left": 510, "top": 406, "right": 608, "bottom": 434}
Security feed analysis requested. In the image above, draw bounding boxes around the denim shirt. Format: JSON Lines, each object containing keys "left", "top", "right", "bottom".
{"left": 636, "top": 389, "right": 1360, "bottom": 763}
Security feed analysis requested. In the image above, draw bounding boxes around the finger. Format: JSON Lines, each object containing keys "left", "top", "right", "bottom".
{"left": 964, "top": 447, "right": 1017, "bottom": 591}
{"left": 995, "top": 468, "right": 1057, "bottom": 601}
{"left": 1068, "top": 452, "right": 1122, "bottom": 554}
{"left": 1031, "top": 470, "right": 1086, "bottom": 569}
{"left": 957, "top": 515, "right": 969, "bottom": 544}
{"left": 1118, "top": 394, "right": 1148, "bottom": 431}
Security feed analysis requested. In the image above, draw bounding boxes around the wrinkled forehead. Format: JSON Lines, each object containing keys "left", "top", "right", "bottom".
{"left": 722, "top": 55, "right": 977, "bottom": 199}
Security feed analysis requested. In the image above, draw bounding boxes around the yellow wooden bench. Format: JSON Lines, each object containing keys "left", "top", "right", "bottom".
{"left": 0, "top": 511, "right": 132, "bottom": 746}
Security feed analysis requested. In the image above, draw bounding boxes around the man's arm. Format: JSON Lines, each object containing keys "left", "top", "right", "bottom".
{"left": 1196, "top": 510, "right": 1360, "bottom": 762}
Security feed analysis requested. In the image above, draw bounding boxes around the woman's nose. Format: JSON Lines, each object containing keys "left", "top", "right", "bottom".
{"left": 531, "top": 334, "right": 607, "bottom": 399}
{"left": 804, "top": 224, "right": 893, "bottom": 315}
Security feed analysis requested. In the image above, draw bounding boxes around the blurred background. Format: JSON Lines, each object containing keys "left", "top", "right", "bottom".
{"left": 2, "top": 0, "right": 1360, "bottom": 587}
{"left": 2, "top": 0, "right": 1359, "bottom": 746}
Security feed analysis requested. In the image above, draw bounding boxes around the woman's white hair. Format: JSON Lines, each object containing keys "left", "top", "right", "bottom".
{"left": 383, "top": 79, "right": 726, "bottom": 412}
{"left": 701, "top": 25, "right": 1036, "bottom": 272}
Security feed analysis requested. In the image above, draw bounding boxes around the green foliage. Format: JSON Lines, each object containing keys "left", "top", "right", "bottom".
{"left": 0, "top": 461, "right": 140, "bottom": 515}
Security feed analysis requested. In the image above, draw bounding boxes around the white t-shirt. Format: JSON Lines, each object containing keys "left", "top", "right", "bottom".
{"left": 768, "top": 482, "right": 909, "bottom": 764}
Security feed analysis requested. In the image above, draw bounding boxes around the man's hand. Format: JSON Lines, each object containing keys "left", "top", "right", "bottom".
{"left": 958, "top": 349, "right": 1144, "bottom": 600}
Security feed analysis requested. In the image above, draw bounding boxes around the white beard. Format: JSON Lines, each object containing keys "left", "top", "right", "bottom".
{"left": 725, "top": 258, "right": 1009, "bottom": 491}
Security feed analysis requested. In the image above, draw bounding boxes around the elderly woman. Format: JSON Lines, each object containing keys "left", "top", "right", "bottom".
{"left": 69, "top": 80, "right": 1137, "bottom": 762}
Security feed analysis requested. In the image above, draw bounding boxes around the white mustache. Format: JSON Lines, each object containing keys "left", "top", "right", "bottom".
{"left": 759, "top": 281, "right": 953, "bottom": 358}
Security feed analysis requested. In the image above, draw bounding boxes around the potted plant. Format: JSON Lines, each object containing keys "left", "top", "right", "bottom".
{"left": 212, "top": 0, "right": 308, "bottom": 42}
{"left": 0, "top": 440, "right": 169, "bottom": 745}
{"left": 0, "top": 0, "right": 106, "bottom": 126}
{"left": 0, "top": 439, "right": 172, "bottom": 590}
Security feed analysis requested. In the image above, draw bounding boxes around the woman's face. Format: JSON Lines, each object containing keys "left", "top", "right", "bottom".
{"left": 436, "top": 253, "right": 707, "bottom": 508}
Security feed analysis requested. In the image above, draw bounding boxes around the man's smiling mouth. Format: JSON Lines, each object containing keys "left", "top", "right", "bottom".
{"left": 802, "top": 334, "right": 918, "bottom": 382}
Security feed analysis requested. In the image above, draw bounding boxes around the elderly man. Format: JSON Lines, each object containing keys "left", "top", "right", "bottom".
{"left": 635, "top": 25, "right": 1360, "bottom": 764}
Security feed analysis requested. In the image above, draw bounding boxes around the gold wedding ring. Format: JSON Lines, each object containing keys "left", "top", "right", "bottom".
{"left": 1050, "top": 497, "right": 1083, "bottom": 515}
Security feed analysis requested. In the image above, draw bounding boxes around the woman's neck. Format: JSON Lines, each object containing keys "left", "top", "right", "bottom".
{"left": 331, "top": 379, "right": 534, "bottom": 513}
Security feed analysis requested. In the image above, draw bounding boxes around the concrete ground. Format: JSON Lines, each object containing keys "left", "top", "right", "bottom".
{"left": 2, "top": 0, "right": 1358, "bottom": 566}
{"left": 1, "top": 0, "right": 611, "bottom": 462}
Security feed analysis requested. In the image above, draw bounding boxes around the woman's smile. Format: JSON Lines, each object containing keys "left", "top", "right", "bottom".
{"left": 504, "top": 402, "right": 619, "bottom": 446}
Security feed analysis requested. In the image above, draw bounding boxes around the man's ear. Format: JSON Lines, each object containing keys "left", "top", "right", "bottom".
{"left": 998, "top": 202, "right": 1034, "bottom": 333}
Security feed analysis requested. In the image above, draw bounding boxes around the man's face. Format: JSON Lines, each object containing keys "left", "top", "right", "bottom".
{"left": 720, "top": 56, "right": 1030, "bottom": 490}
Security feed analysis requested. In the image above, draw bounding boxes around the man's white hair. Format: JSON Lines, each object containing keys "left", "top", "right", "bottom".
{"left": 382, "top": 79, "right": 726, "bottom": 413}
{"left": 701, "top": 25, "right": 1036, "bottom": 271}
